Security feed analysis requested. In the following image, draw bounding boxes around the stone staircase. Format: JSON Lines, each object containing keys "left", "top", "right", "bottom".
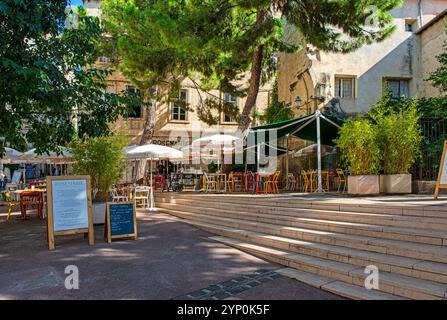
{"left": 155, "top": 193, "right": 447, "bottom": 300}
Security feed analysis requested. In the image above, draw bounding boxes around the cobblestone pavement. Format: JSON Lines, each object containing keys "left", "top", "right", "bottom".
{"left": 0, "top": 211, "right": 341, "bottom": 300}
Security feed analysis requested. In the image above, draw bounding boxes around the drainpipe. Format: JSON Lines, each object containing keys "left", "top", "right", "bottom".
{"left": 418, "top": 0, "right": 423, "bottom": 28}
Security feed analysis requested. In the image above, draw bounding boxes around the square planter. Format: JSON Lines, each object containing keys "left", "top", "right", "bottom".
{"left": 92, "top": 202, "right": 106, "bottom": 225}
{"left": 348, "top": 175, "right": 380, "bottom": 195}
{"left": 380, "top": 174, "right": 412, "bottom": 194}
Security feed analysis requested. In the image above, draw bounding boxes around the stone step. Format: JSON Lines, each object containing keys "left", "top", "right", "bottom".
{"left": 158, "top": 202, "right": 447, "bottom": 246}
{"left": 165, "top": 212, "right": 447, "bottom": 285}
{"left": 207, "top": 235, "right": 447, "bottom": 299}
{"left": 275, "top": 268, "right": 404, "bottom": 300}
{"left": 156, "top": 197, "right": 447, "bottom": 231}
{"left": 156, "top": 193, "right": 447, "bottom": 218}
{"left": 160, "top": 208, "right": 447, "bottom": 264}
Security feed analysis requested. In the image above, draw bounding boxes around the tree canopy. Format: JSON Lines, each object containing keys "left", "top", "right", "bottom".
{"left": 0, "top": 0, "right": 134, "bottom": 157}
{"left": 101, "top": 0, "right": 402, "bottom": 135}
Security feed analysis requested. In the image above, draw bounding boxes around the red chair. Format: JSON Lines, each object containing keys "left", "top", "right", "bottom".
{"left": 245, "top": 171, "right": 254, "bottom": 193}
{"left": 20, "top": 191, "right": 43, "bottom": 219}
{"left": 153, "top": 175, "right": 165, "bottom": 191}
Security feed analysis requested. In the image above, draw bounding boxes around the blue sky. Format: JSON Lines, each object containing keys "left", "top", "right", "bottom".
{"left": 69, "top": 0, "right": 84, "bottom": 6}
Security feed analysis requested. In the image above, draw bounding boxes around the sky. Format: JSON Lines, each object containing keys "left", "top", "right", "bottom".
{"left": 69, "top": 0, "right": 84, "bottom": 6}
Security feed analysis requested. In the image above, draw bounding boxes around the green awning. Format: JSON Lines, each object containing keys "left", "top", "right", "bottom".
{"left": 244, "top": 142, "right": 292, "bottom": 157}
{"left": 249, "top": 112, "right": 344, "bottom": 146}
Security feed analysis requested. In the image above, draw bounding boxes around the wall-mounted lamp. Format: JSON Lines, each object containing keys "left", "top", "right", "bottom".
{"left": 294, "top": 96, "right": 302, "bottom": 108}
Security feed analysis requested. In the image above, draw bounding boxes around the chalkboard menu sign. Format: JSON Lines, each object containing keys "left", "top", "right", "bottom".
{"left": 106, "top": 202, "right": 137, "bottom": 243}
{"left": 435, "top": 140, "right": 447, "bottom": 199}
{"left": 47, "top": 175, "right": 94, "bottom": 250}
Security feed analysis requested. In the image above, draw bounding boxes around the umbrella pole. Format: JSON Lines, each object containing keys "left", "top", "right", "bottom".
{"left": 149, "top": 159, "right": 155, "bottom": 210}
{"left": 316, "top": 110, "right": 323, "bottom": 193}
{"left": 286, "top": 134, "right": 289, "bottom": 190}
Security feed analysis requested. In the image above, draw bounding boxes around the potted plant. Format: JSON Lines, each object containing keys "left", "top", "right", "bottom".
{"left": 371, "top": 98, "right": 422, "bottom": 194}
{"left": 334, "top": 118, "right": 381, "bottom": 195}
{"left": 71, "top": 134, "right": 127, "bottom": 224}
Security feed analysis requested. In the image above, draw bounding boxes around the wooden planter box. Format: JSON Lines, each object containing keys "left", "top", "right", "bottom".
{"left": 380, "top": 174, "right": 412, "bottom": 194}
{"left": 348, "top": 175, "right": 380, "bottom": 195}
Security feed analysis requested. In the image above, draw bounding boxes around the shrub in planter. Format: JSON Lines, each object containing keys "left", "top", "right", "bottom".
{"left": 334, "top": 118, "right": 381, "bottom": 195}
{"left": 370, "top": 96, "right": 422, "bottom": 193}
{"left": 71, "top": 134, "right": 127, "bottom": 223}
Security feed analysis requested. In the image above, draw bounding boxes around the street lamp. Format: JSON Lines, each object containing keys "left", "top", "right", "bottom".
{"left": 294, "top": 96, "right": 302, "bottom": 108}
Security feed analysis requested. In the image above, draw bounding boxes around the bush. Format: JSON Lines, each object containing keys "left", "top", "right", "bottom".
{"left": 369, "top": 97, "right": 422, "bottom": 174}
{"left": 71, "top": 134, "right": 127, "bottom": 202}
{"left": 334, "top": 118, "right": 381, "bottom": 175}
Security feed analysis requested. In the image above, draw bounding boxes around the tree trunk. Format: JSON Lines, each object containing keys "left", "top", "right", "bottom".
{"left": 139, "top": 104, "right": 156, "bottom": 145}
{"left": 236, "top": 10, "right": 266, "bottom": 137}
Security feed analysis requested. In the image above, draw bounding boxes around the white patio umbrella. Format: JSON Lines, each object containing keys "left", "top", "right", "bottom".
{"left": 192, "top": 134, "right": 240, "bottom": 170}
{"left": 125, "top": 143, "right": 183, "bottom": 210}
{"left": 1, "top": 147, "right": 23, "bottom": 164}
{"left": 19, "top": 147, "right": 74, "bottom": 163}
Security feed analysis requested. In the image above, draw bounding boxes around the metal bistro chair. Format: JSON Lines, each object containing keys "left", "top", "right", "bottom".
{"left": 134, "top": 186, "right": 151, "bottom": 208}
{"left": 245, "top": 171, "right": 255, "bottom": 193}
{"left": 336, "top": 168, "right": 347, "bottom": 193}
{"left": 226, "top": 172, "right": 234, "bottom": 192}
{"left": 203, "top": 172, "right": 217, "bottom": 192}
{"left": 285, "top": 173, "right": 297, "bottom": 191}
{"left": 1, "top": 191, "right": 19, "bottom": 221}
{"left": 111, "top": 187, "right": 129, "bottom": 202}
{"left": 264, "top": 171, "right": 281, "bottom": 194}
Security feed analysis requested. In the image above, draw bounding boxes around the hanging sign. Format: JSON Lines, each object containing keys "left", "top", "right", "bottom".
{"left": 47, "top": 175, "right": 94, "bottom": 250}
{"left": 435, "top": 140, "right": 447, "bottom": 199}
{"left": 105, "top": 201, "right": 137, "bottom": 243}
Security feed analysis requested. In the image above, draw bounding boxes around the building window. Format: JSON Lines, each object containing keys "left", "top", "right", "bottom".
{"left": 405, "top": 19, "right": 417, "bottom": 32}
{"left": 335, "top": 76, "right": 355, "bottom": 99}
{"left": 126, "top": 85, "right": 142, "bottom": 118}
{"left": 223, "top": 93, "right": 237, "bottom": 123}
{"left": 385, "top": 79, "right": 410, "bottom": 98}
{"left": 171, "top": 89, "right": 188, "bottom": 121}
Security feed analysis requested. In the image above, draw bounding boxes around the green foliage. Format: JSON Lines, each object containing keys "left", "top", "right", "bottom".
{"left": 334, "top": 118, "right": 381, "bottom": 175}
{"left": 207, "top": 161, "right": 217, "bottom": 173}
{"left": 369, "top": 95, "right": 422, "bottom": 174}
{"left": 259, "top": 80, "right": 293, "bottom": 124}
{"left": 0, "top": 1, "right": 136, "bottom": 157}
{"left": 100, "top": 0, "right": 401, "bottom": 126}
{"left": 428, "top": 26, "right": 447, "bottom": 92}
{"left": 71, "top": 134, "right": 127, "bottom": 202}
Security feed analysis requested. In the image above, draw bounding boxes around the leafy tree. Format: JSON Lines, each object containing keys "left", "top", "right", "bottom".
{"left": 334, "top": 117, "right": 381, "bottom": 175}
{"left": 101, "top": 0, "right": 402, "bottom": 137}
{"left": 259, "top": 79, "right": 293, "bottom": 124}
{"left": 71, "top": 133, "right": 127, "bottom": 201}
{"left": 368, "top": 94, "right": 422, "bottom": 174}
{"left": 0, "top": 0, "right": 135, "bottom": 157}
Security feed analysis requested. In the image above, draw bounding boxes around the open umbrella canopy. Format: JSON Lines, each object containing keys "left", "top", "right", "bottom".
{"left": 294, "top": 144, "right": 336, "bottom": 158}
{"left": 1, "top": 147, "right": 23, "bottom": 163}
{"left": 19, "top": 147, "right": 73, "bottom": 163}
{"left": 125, "top": 144, "right": 183, "bottom": 160}
{"left": 192, "top": 134, "right": 240, "bottom": 146}
{"left": 250, "top": 112, "right": 344, "bottom": 146}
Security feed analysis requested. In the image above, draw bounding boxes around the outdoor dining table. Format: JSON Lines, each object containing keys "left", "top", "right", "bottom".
{"left": 13, "top": 188, "right": 46, "bottom": 220}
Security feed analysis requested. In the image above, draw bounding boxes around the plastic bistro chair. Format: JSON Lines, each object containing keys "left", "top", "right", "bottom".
{"left": 336, "top": 168, "right": 347, "bottom": 193}
{"left": 1, "top": 191, "right": 19, "bottom": 221}
{"left": 301, "top": 170, "right": 310, "bottom": 193}
{"left": 203, "top": 173, "right": 217, "bottom": 192}
{"left": 226, "top": 173, "right": 234, "bottom": 192}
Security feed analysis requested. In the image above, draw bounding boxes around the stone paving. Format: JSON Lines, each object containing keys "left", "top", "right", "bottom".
{"left": 0, "top": 210, "right": 341, "bottom": 300}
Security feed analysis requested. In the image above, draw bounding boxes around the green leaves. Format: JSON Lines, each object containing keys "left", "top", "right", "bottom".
{"left": 334, "top": 117, "right": 381, "bottom": 175}
{"left": 0, "top": 0, "right": 136, "bottom": 156}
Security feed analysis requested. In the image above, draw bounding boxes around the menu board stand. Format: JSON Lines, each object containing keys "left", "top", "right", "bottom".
{"left": 105, "top": 201, "right": 137, "bottom": 243}
{"left": 47, "top": 175, "right": 94, "bottom": 250}
{"left": 435, "top": 140, "right": 447, "bottom": 199}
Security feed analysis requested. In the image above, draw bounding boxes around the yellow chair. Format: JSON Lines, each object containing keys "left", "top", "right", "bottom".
{"left": 264, "top": 171, "right": 280, "bottom": 193}
{"left": 1, "top": 191, "right": 19, "bottom": 221}
{"left": 226, "top": 173, "right": 234, "bottom": 192}
{"left": 336, "top": 168, "right": 347, "bottom": 193}
{"left": 301, "top": 170, "right": 309, "bottom": 192}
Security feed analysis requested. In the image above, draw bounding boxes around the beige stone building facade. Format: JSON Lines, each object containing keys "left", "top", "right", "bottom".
{"left": 84, "top": 0, "right": 271, "bottom": 149}
{"left": 278, "top": 0, "right": 447, "bottom": 117}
